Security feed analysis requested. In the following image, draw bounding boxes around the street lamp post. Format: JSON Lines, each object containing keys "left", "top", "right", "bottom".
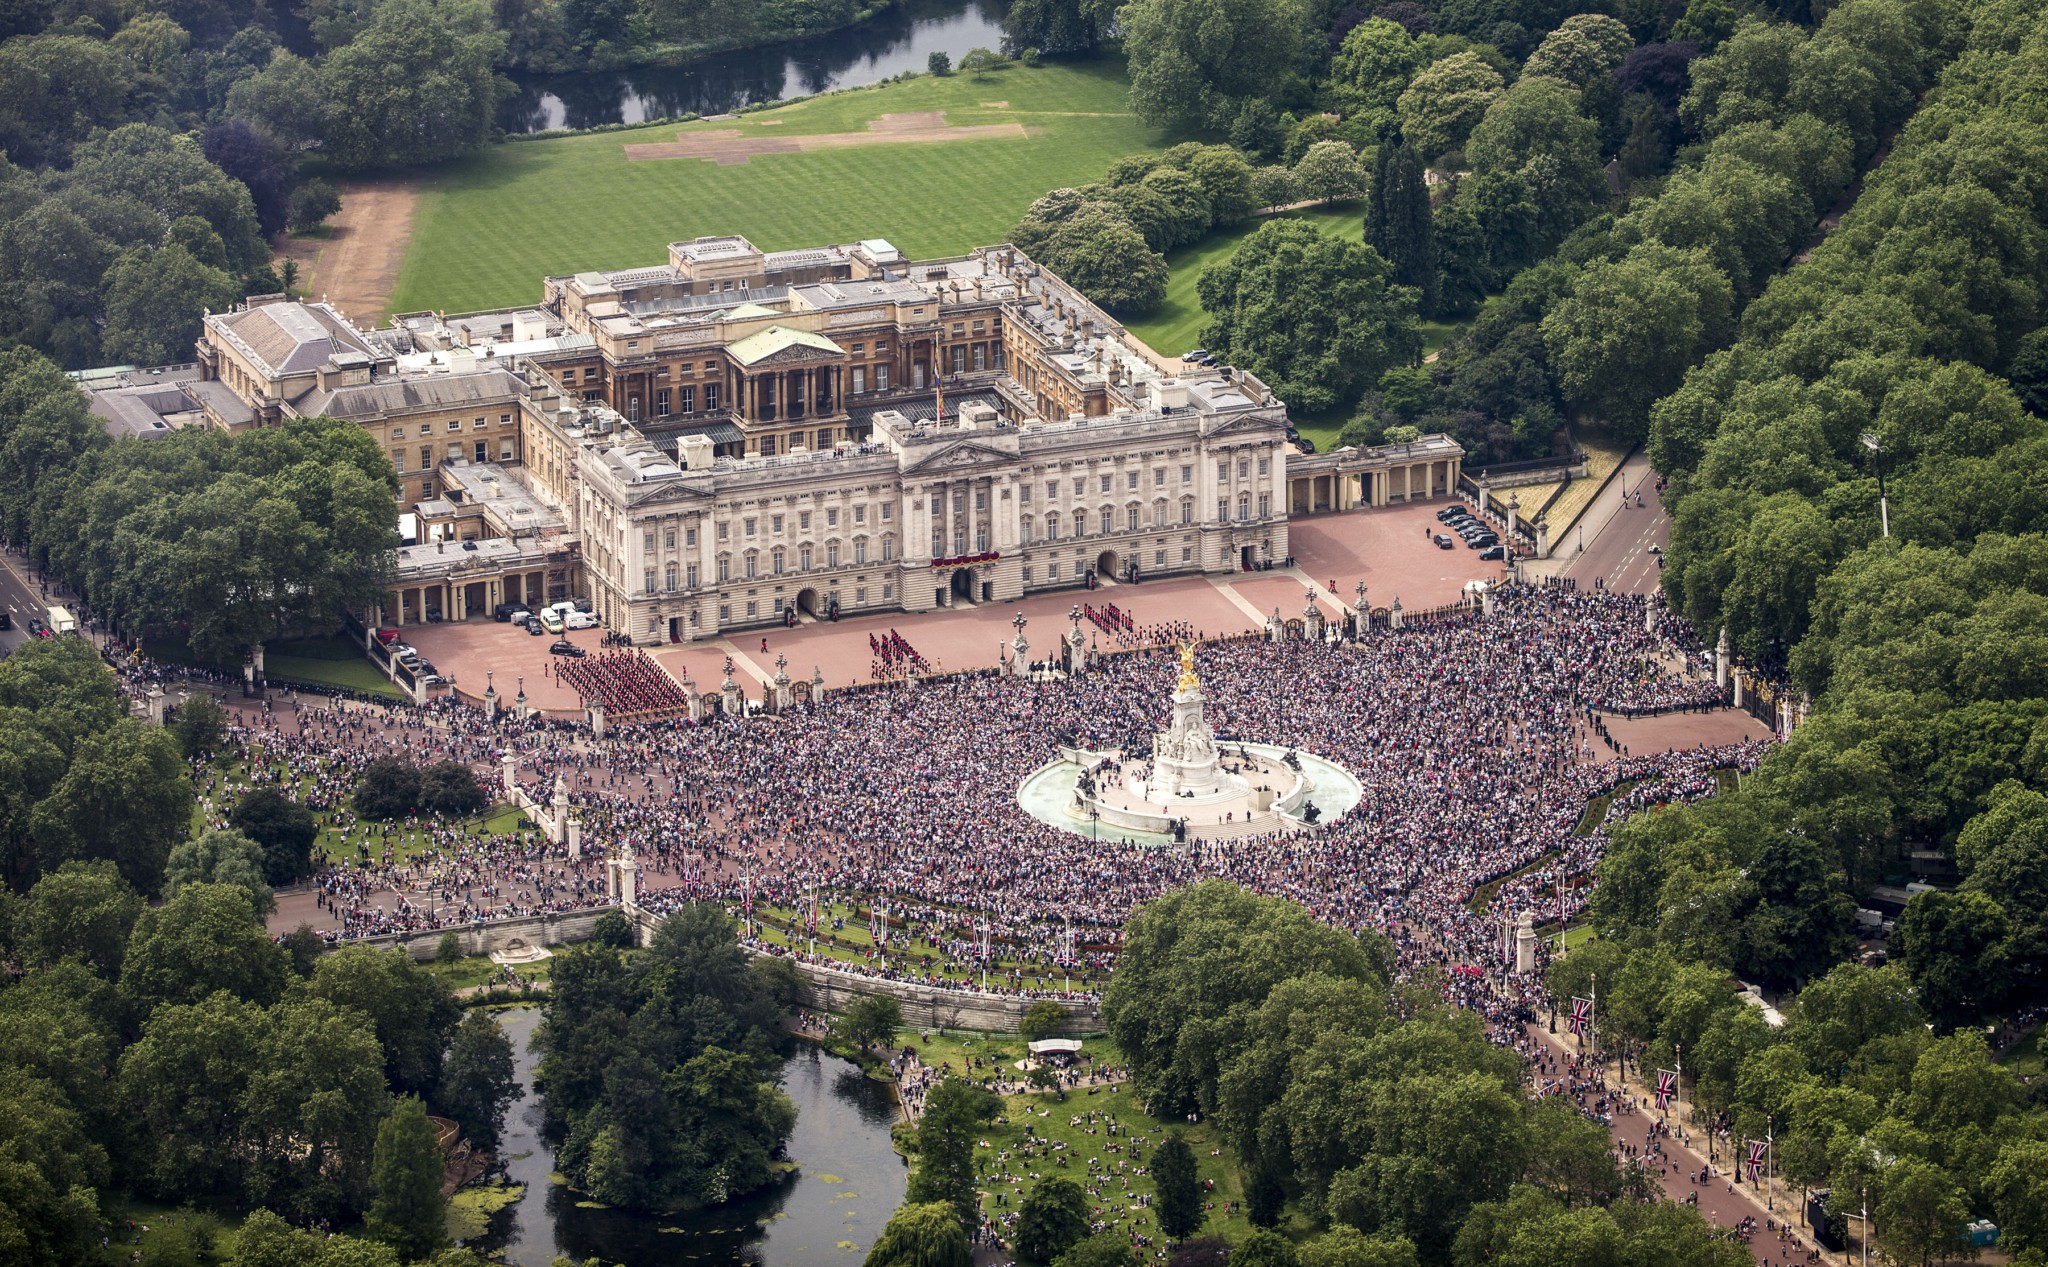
{"left": 1862, "top": 433, "right": 1889, "bottom": 538}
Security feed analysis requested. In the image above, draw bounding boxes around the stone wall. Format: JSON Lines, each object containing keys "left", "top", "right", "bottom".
{"left": 352, "top": 906, "right": 614, "bottom": 960}
{"left": 351, "top": 903, "right": 1105, "bottom": 1032}
{"left": 623, "top": 905, "right": 1103, "bottom": 1032}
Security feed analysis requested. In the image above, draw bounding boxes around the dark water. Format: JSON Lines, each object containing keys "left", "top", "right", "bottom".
{"left": 498, "top": 0, "right": 1010, "bottom": 133}
{"left": 480, "top": 1007, "right": 909, "bottom": 1265}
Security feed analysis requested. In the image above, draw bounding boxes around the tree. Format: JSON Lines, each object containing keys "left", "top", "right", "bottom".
{"left": 2008, "top": 327, "right": 2048, "bottom": 419}
{"left": 1121, "top": 0, "right": 1311, "bottom": 132}
{"left": 1894, "top": 889, "right": 2011, "bottom": 1032}
{"left": 230, "top": 788, "right": 320, "bottom": 886}
{"left": 354, "top": 757, "right": 423, "bottom": 819}
{"left": 202, "top": 119, "right": 292, "bottom": 239}
{"left": 164, "top": 828, "right": 275, "bottom": 918}
{"left": 1197, "top": 220, "right": 1420, "bottom": 415}
{"left": 927, "top": 50, "right": 950, "bottom": 75}
{"left": 319, "top": 0, "right": 506, "bottom": 170}
{"left": 1014, "top": 1177, "right": 1090, "bottom": 1266}
{"left": 1395, "top": 53, "right": 1502, "bottom": 159}
{"left": 1020, "top": 999, "right": 1067, "bottom": 1042}
{"left": 1464, "top": 77, "right": 1608, "bottom": 269}
{"left": 1294, "top": 141, "right": 1369, "bottom": 204}
{"left": 1001, "top": 0, "right": 1117, "bottom": 57}
{"left": 1299, "top": 1226, "right": 1418, "bottom": 1267}
{"left": 588, "top": 908, "right": 634, "bottom": 949}
{"left": 1874, "top": 1156, "right": 1967, "bottom": 1267}
{"left": 122, "top": 883, "right": 288, "bottom": 1019}
{"left": 367, "top": 1097, "right": 447, "bottom": 1260}
{"left": 1054, "top": 1233, "right": 1139, "bottom": 1267}
{"left": 838, "top": 993, "right": 904, "bottom": 1054}
{"left": 1366, "top": 142, "right": 1436, "bottom": 316}
{"left": 1233, "top": 1229, "right": 1300, "bottom": 1267}
{"left": 67, "top": 125, "right": 266, "bottom": 271}
{"left": 13, "top": 860, "right": 140, "bottom": 975}
{"left": 1185, "top": 146, "right": 1259, "bottom": 226}
{"left": 1988, "top": 1139, "right": 2048, "bottom": 1253}
{"left": 439, "top": 1010, "right": 518, "bottom": 1154}
{"left": 1541, "top": 244, "right": 1735, "bottom": 444}
{"left": 167, "top": 694, "right": 228, "bottom": 759}
{"left": 906, "top": 1078, "right": 1001, "bottom": 1231}
{"left": 865, "top": 1200, "right": 972, "bottom": 1267}
{"left": 28, "top": 718, "right": 193, "bottom": 894}
{"left": 1105, "top": 881, "right": 1389, "bottom": 1119}
{"left": 287, "top": 179, "right": 343, "bottom": 233}
{"left": 308, "top": 944, "right": 461, "bottom": 1096}
{"left": 419, "top": 760, "right": 487, "bottom": 816}
{"left": 1327, "top": 18, "right": 1420, "bottom": 129}
{"left": 1153, "top": 1132, "right": 1204, "bottom": 1240}
{"left": 1521, "top": 14, "right": 1635, "bottom": 88}
{"left": 1138, "top": 167, "right": 1214, "bottom": 249}
{"left": 1042, "top": 209, "right": 1169, "bottom": 314}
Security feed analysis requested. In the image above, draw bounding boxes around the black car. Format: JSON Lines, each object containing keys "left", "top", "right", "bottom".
{"left": 1436, "top": 507, "right": 1462, "bottom": 522}
{"left": 1468, "top": 536, "right": 1499, "bottom": 549}
{"left": 525, "top": 618, "right": 545, "bottom": 636}
{"left": 0, "top": 611, "right": 10, "bottom": 630}
{"left": 1480, "top": 545, "right": 1506, "bottom": 560}
{"left": 27, "top": 617, "right": 44, "bottom": 637}
{"left": 493, "top": 602, "right": 522, "bottom": 622}
{"left": 1296, "top": 437, "right": 1317, "bottom": 454}
{"left": 550, "top": 640, "right": 586, "bottom": 657}
{"left": 1434, "top": 534, "right": 1455, "bottom": 550}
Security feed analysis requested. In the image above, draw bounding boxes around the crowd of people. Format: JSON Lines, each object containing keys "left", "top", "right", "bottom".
{"left": 171, "top": 585, "right": 1756, "bottom": 1005}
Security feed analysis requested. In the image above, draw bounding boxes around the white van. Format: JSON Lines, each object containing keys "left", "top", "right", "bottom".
{"left": 564, "top": 611, "right": 598, "bottom": 630}
{"left": 45, "top": 605, "right": 77, "bottom": 634}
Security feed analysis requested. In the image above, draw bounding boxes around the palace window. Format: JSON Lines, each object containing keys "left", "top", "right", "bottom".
{"left": 744, "top": 553, "right": 757, "bottom": 579}
{"left": 1127, "top": 507, "right": 1139, "bottom": 532}
{"left": 664, "top": 563, "right": 678, "bottom": 591}
{"left": 1101, "top": 507, "right": 1115, "bottom": 534}
{"left": 718, "top": 557, "right": 731, "bottom": 582}
{"left": 1181, "top": 465, "right": 1192, "bottom": 483}
{"left": 656, "top": 389, "right": 671, "bottom": 416}
{"left": 644, "top": 568, "right": 656, "bottom": 593}
{"left": 703, "top": 384, "right": 718, "bottom": 410}
{"left": 882, "top": 536, "right": 896, "bottom": 561}
{"left": 880, "top": 503, "right": 892, "bottom": 521}
{"left": 1258, "top": 457, "right": 1269, "bottom": 476}
{"left": 826, "top": 541, "right": 840, "bottom": 568}
{"left": 773, "top": 548, "right": 785, "bottom": 575}
{"left": 1238, "top": 494, "right": 1250, "bottom": 520}
{"left": 854, "top": 539, "right": 867, "bottom": 565}
{"left": 800, "top": 544, "right": 813, "bottom": 571}
{"left": 1259, "top": 493, "right": 1270, "bottom": 517}
{"left": 644, "top": 532, "right": 656, "bottom": 553}
{"left": 664, "top": 529, "right": 676, "bottom": 549}
{"left": 678, "top": 386, "right": 695, "bottom": 412}
{"left": 686, "top": 564, "right": 699, "bottom": 588}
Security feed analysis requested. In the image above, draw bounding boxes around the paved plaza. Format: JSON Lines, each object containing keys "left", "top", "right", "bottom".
{"left": 396, "top": 502, "right": 1505, "bottom": 713}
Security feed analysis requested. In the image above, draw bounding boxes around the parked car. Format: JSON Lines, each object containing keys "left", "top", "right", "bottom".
{"left": 573, "top": 597, "right": 594, "bottom": 613}
{"left": 0, "top": 611, "right": 11, "bottom": 630}
{"left": 1296, "top": 437, "right": 1317, "bottom": 454}
{"left": 1181, "top": 348, "right": 1209, "bottom": 362}
{"left": 525, "top": 618, "right": 545, "bottom": 636}
{"left": 1467, "top": 535, "right": 1498, "bottom": 549}
{"left": 1434, "top": 534, "right": 1455, "bottom": 549}
{"left": 565, "top": 611, "right": 599, "bottom": 630}
{"left": 27, "top": 618, "right": 48, "bottom": 638}
{"left": 506, "top": 609, "right": 532, "bottom": 626}
{"left": 550, "top": 640, "right": 586, "bottom": 657}
{"left": 1436, "top": 507, "right": 1462, "bottom": 522}
{"left": 1480, "top": 545, "right": 1506, "bottom": 560}
{"left": 493, "top": 603, "right": 523, "bottom": 622}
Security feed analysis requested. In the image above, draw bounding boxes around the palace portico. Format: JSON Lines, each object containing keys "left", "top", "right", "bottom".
{"left": 1285, "top": 434, "right": 1465, "bottom": 514}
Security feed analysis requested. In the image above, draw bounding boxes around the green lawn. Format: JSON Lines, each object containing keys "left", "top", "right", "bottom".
{"left": 1122, "top": 201, "right": 1366, "bottom": 359}
{"left": 394, "top": 62, "right": 1168, "bottom": 314}
{"left": 753, "top": 899, "right": 1100, "bottom": 994}
{"left": 976, "top": 1085, "right": 1262, "bottom": 1249}
{"left": 146, "top": 631, "right": 406, "bottom": 700}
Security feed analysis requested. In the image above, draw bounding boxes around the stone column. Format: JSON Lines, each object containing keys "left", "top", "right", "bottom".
{"left": 1515, "top": 911, "right": 1538, "bottom": 974}
{"left": 551, "top": 771, "right": 569, "bottom": 841}
{"left": 1732, "top": 670, "right": 1746, "bottom": 709}
{"left": 566, "top": 817, "right": 582, "bottom": 860}
{"left": 1715, "top": 627, "right": 1730, "bottom": 689}
{"left": 1390, "top": 596, "right": 1404, "bottom": 630}
{"left": 588, "top": 699, "right": 606, "bottom": 739}
{"left": 501, "top": 751, "right": 518, "bottom": 799}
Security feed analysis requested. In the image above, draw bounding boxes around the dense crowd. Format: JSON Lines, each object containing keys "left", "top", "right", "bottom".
{"left": 185, "top": 586, "right": 1756, "bottom": 1005}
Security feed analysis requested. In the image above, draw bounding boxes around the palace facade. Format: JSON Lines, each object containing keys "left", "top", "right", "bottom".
{"left": 93, "top": 236, "right": 1464, "bottom": 643}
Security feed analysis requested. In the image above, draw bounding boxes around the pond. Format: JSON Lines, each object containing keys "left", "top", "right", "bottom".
{"left": 498, "top": 0, "right": 1010, "bottom": 133}
{"left": 478, "top": 1007, "right": 909, "bottom": 1265}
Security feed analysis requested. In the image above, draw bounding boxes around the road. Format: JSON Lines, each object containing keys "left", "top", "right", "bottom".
{"left": 0, "top": 545, "right": 53, "bottom": 659}
{"left": 1563, "top": 453, "right": 1670, "bottom": 596}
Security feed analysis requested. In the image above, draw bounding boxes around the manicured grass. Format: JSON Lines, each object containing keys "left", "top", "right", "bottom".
{"left": 1122, "top": 202, "right": 1366, "bottom": 358}
{"left": 394, "top": 62, "right": 1167, "bottom": 314}
{"left": 753, "top": 899, "right": 1102, "bottom": 994}
{"left": 2000, "top": 1026, "right": 2044, "bottom": 1080}
{"left": 428, "top": 950, "right": 555, "bottom": 992}
{"left": 976, "top": 1085, "right": 1263, "bottom": 1248}
{"left": 146, "top": 631, "right": 406, "bottom": 700}
{"left": 101, "top": 1198, "right": 242, "bottom": 1266}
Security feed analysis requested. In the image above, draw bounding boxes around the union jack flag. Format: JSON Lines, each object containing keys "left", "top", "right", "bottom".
{"left": 1745, "top": 1140, "right": 1767, "bottom": 1183}
{"left": 1655, "top": 1069, "right": 1677, "bottom": 1109}
{"left": 1569, "top": 996, "right": 1592, "bottom": 1036}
